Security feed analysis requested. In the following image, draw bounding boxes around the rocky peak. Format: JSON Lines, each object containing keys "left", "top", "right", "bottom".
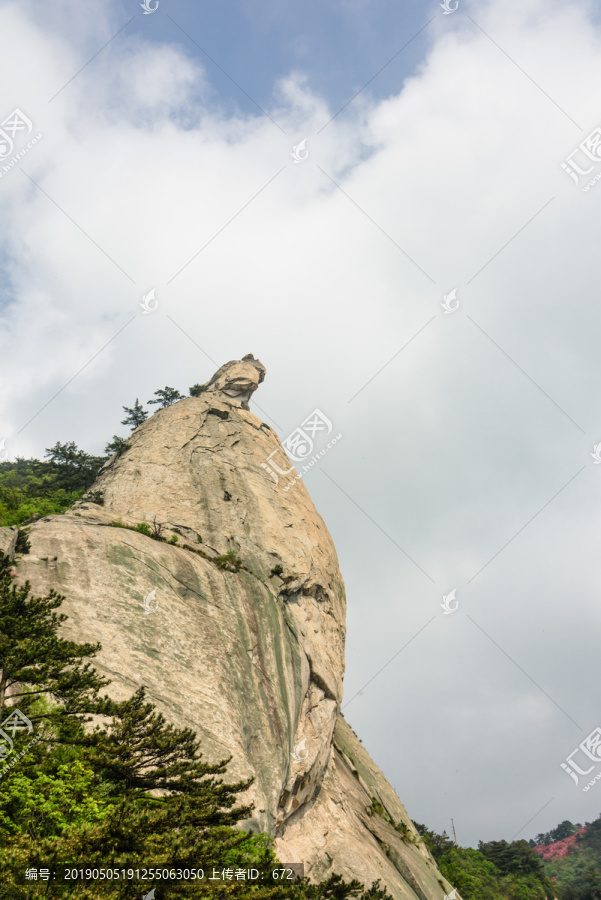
{"left": 11, "top": 355, "right": 454, "bottom": 899}
{"left": 197, "top": 353, "right": 266, "bottom": 409}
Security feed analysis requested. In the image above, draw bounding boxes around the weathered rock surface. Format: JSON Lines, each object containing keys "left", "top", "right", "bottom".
{"left": 0, "top": 526, "right": 17, "bottom": 558}
{"left": 12, "top": 355, "right": 454, "bottom": 899}
{"left": 275, "top": 717, "right": 452, "bottom": 899}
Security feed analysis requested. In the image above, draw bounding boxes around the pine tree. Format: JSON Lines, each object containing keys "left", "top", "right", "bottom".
{"left": 148, "top": 387, "right": 186, "bottom": 408}
{"left": 59, "top": 687, "right": 260, "bottom": 880}
{"left": 0, "top": 550, "right": 111, "bottom": 740}
{"left": 413, "top": 822, "right": 455, "bottom": 860}
{"left": 104, "top": 436, "right": 128, "bottom": 457}
{"left": 43, "top": 441, "right": 105, "bottom": 493}
{"left": 83, "top": 686, "right": 252, "bottom": 803}
{"left": 120, "top": 399, "right": 148, "bottom": 431}
{"left": 189, "top": 384, "right": 207, "bottom": 397}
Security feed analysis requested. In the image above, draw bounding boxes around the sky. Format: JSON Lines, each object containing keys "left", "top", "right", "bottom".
{"left": 1, "top": 0, "right": 601, "bottom": 850}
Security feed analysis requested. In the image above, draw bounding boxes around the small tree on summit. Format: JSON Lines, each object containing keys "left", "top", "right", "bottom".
{"left": 147, "top": 386, "right": 186, "bottom": 408}
{"left": 120, "top": 399, "right": 148, "bottom": 431}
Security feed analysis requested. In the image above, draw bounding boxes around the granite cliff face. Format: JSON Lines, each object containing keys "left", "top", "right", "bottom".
{"left": 4, "top": 356, "right": 455, "bottom": 899}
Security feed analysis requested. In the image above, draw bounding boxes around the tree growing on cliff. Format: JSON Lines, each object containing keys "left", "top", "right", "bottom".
{"left": 104, "top": 435, "right": 129, "bottom": 456}
{"left": 120, "top": 399, "right": 148, "bottom": 430}
{"left": 43, "top": 441, "right": 106, "bottom": 493}
{"left": 413, "top": 822, "right": 455, "bottom": 860}
{"left": 148, "top": 387, "right": 186, "bottom": 408}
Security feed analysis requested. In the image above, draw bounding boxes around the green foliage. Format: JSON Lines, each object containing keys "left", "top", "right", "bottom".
{"left": 148, "top": 386, "right": 186, "bottom": 408}
{"left": 478, "top": 839, "right": 548, "bottom": 880}
{"left": 120, "top": 398, "right": 148, "bottom": 431}
{"left": 414, "top": 823, "right": 555, "bottom": 900}
{"left": 437, "top": 846, "right": 511, "bottom": 900}
{"left": 393, "top": 820, "right": 417, "bottom": 844}
{"left": 134, "top": 522, "right": 152, "bottom": 537}
{"left": 413, "top": 822, "right": 455, "bottom": 860}
{"left": 189, "top": 383, "right": 207, "bottom": 397}
{"left": 110, "top": 519, "right": 181, "bottom": 547}
{"left": 0, "top": 489, "right": 83, "bottom": 527}
{"left": 104, "top": 436, "right": 129, "bottom": 457}
{"left": 368, "top": 798, "right": 391, "bottom": 825}
{"left": 0, "top": 756, "right": 112, "bottom": 838}
{"left": 270, "top": 565, "right": 284, "bottom": 577}
{"left": 549, "top": 852, "right": 601, "bottom": 900}
{"left": 580, "top": 816, "right": 601, "bottom": 855}
{"left": 531, "top": 819, "right": 581, "bottom": 846}
{"left": 535, "top": 814, "right": 601, "bottom": 900}
{"left": 43, "top": 442, "right": 106, "bottom": 493}
{"left": 215, "top": 550, "right": 243, "bottom": 572}
{"left": 0, "top": 466, "right": 75, "bottom": 527}
{"left": 0, "top": 442, "right": 108, "bottom": 527}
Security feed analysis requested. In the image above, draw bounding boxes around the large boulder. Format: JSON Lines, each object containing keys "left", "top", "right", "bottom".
{"left": 12, "top": 356, "right": 453, "bottom": 899}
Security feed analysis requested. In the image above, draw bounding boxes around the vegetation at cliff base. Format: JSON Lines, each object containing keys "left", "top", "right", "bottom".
{"left": 0, "top": 550, "right": 392, "bottom": 899}
{"left": 414, "top": 821, "right": 553, "bottom": 900}
{"left": 414, "top": 818, "right": 601, "bottom": 900}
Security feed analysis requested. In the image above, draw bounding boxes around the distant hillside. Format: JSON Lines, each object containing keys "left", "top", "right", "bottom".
{"left": 414, "top": 822, "right": 555, "bottom": 900}
{"left": 530, "top": 814, "right": 601, "bottom": 899}
{"left": 0, "top": 444, "right": 105, "bottom": 526}
{"left": 411, "top": 813, "right": 601, "bottom": 900}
